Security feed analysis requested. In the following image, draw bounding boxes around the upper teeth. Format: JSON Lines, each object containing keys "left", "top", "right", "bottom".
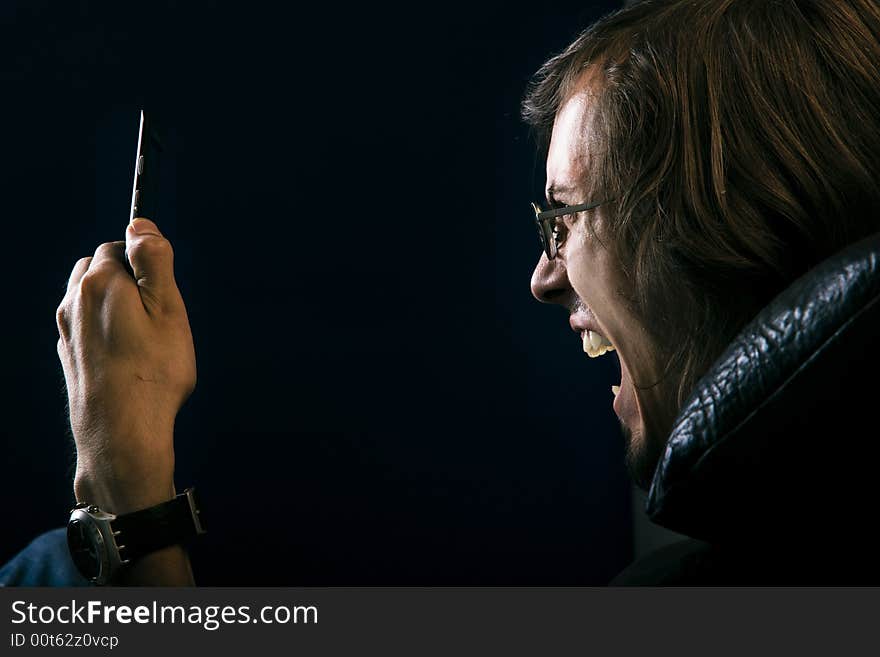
{"left": 583, "top": 330, "right": 615, "bottom": 358}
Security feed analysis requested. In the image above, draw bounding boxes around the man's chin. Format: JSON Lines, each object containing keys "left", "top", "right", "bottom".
{"left": 621, "top": 421, "right": 665, "bottom": 491}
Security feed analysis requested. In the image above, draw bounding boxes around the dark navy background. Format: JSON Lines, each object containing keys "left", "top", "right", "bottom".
{"left": 0, "top": 0, "right": 630, "bottom": 584}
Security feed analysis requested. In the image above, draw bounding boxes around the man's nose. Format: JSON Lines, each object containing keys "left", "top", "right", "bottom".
{"left": 530, "top": 253, "right": 571, "bottom": 305}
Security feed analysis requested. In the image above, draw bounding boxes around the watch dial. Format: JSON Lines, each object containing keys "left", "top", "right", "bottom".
{"left": 67, "top": 518, "right": 101, "bottom": 580}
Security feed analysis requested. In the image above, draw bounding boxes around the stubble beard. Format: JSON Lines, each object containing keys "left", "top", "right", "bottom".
{"left": 621, "top": 421, "right": 665, "bottom": 492}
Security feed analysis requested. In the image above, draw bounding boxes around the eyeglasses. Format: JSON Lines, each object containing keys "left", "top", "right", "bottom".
{"left": 530, "top": 200, "right": 604, "bottom": 260}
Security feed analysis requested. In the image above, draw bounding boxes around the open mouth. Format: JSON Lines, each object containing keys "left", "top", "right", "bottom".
{"left": 581, "top": 330, "right": 621, "bottom": 397}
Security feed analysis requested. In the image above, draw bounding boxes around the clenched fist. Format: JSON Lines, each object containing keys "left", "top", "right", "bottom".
{"left": 56, "top": 218, "right": 196, "bottom": 517}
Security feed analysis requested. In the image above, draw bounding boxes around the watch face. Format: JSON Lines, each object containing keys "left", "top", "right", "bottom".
{"left": 67, "top": 517, "right": 104, "bottom": 581}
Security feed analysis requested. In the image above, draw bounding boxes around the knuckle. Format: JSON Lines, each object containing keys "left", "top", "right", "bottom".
{"left": 134, "top": 235, "right": 174, "bottom": 260}
{"left": 92, "top": 241, "right": 117, "bottom": 258}
{"left": 55, "top": 304, "right": 69, "bottom": 337}
{"left": 78, "top": 268, "right": 115, "bottom": 298}
{"left": 64, "top": 257, "right": 92, "bottom": 293}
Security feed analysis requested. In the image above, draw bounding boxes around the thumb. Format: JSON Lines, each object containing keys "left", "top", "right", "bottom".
{"left": 125, "top": 218, "right": 179, "bottom": 311}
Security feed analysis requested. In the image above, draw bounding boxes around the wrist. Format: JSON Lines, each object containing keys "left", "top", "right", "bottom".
{"left": 75, "top": 453, "right": 176, "bottom": 515}
{"left": 67, "top": 488, "right": 203, "bottom": 586}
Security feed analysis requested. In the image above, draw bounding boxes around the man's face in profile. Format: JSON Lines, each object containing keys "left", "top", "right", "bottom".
{"left": 530, "top": 77, "right": 677, "bottom": 490}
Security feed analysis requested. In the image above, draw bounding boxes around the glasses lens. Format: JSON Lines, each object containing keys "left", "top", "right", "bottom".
{"left": 532, "top": 202, "right": 556, "bottom": 259}
{"left": 542, "top": 220, "right": 556, "bottom": 259}
{"left": 535, "top": 219, "right": 547, "bottom": 249}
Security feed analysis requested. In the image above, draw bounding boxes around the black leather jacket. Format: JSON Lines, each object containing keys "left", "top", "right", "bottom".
{"left": 613, "top": 232, "right": 880, "bottom": 585}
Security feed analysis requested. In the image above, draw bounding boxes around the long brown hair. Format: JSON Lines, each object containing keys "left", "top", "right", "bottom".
{"left": 524, "top": 0, "right": 880, "bottom": 410}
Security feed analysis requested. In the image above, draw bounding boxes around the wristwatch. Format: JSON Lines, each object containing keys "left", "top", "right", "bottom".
{"left": 67, "top": 487, "right": 207, "bottom": 585}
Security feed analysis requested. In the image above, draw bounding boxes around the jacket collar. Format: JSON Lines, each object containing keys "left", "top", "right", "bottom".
{"left": 646, "top": 232, "right": 880, "bottom": 544}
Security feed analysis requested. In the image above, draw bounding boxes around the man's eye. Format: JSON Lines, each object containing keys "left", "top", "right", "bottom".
{"left": 552, "top": 218, "right": 568, "bottom": 246}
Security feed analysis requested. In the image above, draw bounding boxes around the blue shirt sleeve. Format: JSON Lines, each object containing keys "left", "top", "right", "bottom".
{"left": 0, "top": 528, "right": 91, "bottom": 587}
